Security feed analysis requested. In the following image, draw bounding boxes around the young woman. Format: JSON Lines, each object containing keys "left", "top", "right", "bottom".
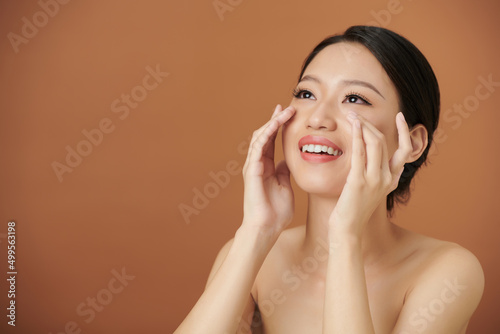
{"left": 175, "top": 26, "right": 484, "bottom": 334}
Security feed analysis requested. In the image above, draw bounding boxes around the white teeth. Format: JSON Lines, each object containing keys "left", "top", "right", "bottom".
{"left": 302, "top": 144, "right": 343, "bottom": 156}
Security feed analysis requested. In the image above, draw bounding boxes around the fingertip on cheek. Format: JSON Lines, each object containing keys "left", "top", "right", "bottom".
{"left": 347, "top": 111, "right": 358, "bottom": 120}
{"left": 281, "top": 106, "right": 296, "bottom": 119}
{"left": 397, "top": 112, "right": 408, "bottom": 129}
{"left": 355, "top": 119, "right": 361, "bottom": 129}
{"left": 272, "top": 104, "right": 282, "bottom": 115}
{"left": 397, "top": 112, "right": 405, "bottom": 122}
{"left": 351, "top": 119, "right": 361, "bottom": 134}
{"left": 350, "top": 119, "right": 362, "bottom": 140}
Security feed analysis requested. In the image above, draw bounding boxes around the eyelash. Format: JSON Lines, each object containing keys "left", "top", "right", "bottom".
{"left": 345, "top": 91, "right": 372, "bottom": 105}
{"left": 291, "top": 87, "right": 372, "bottom": 106}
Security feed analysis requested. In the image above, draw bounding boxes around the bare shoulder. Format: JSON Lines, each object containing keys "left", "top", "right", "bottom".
{"left": 404, "top": 229, "right": 484, "bottom": 284}
{"left": 392, "top": 228, "right": 485, "bottom": 332}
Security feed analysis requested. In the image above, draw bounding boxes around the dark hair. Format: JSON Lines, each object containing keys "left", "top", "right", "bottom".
{"left": 298, "top": 25, "right": 440, "bottom": 211}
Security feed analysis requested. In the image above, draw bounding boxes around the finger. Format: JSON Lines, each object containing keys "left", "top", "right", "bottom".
{"left": 246, "top": 105, "right": 281, "bottom": 158}
{"left": 247, "top": 105, "right": 292, "bottom": 153}
{"left": 272, "top": 104, "right": 282, "bottom": 117}
{"left": 244, "top": 104, "right": 285, "bottom": 173}
{"left": 353, "top": 115, "right": 389, "bottom": 169}
{"left": 350, "top": 118, "right": 365, "bottom": 177}
{"left": 245, "top": 120, "right": 281, "bottom": 177}
{"left": 348, "top": 112, "right": 384, "bottom": 178}
{"left": 244, "top": 107, "right": 295, "bottom": 175}
{"left": 389, "top": 112, "right": 412, "bottom": 176}
{"left": 260, "top": 106, "right": 296, "bottom": 160}
{"left": 264, "top": 107, "right": 294, "bottom": 154}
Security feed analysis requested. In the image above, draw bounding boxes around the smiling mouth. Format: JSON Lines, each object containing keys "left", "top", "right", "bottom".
{"left": 301, "top": 144, "right": 343, "bottom": 156}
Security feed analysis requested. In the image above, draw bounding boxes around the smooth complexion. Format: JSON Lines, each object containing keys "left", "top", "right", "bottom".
{"left": 174, "top": 42, "right": 484, "bottom": 334}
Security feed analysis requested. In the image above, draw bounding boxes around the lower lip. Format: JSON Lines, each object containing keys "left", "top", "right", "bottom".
{"left": 300, "top": 151, "right": 341, "bottom": 163}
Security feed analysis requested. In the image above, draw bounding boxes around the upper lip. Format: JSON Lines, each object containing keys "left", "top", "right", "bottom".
{"left": 298, "top": 135, "right": 343, "bottom": 152}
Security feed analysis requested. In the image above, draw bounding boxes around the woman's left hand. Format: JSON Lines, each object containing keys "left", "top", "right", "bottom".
{"left": 329, "top": 111, "right": 412, "bottom": 237}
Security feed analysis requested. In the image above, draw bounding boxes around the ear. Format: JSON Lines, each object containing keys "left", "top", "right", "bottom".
{"left": 407, "top": 124, "right": 428, "bottom": 163}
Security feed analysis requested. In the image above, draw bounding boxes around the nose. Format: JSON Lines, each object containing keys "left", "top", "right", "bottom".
{"left": 306, "top": 102, "right": 338, "bottom": 131}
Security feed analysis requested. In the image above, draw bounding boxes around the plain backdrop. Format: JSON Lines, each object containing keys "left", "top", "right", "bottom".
{"left": 1, "top": 0, "right": 499, "bottom": 333}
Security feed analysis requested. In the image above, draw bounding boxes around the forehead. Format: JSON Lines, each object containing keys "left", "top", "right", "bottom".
{"left": 303, "top": 42, "right": 396, "bottom": 98}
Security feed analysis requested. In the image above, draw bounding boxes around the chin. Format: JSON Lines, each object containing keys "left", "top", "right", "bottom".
{"left": 289, "top": 164, "right": 346, "bottom": 198}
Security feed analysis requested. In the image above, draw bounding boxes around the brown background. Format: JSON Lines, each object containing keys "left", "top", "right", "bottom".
{"left": 1, "top": 0, "right": 499, "bottom": 333}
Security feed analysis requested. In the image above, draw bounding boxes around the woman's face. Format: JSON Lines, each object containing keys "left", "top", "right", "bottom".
{"left": 282, "top": 42, "right": 401, "bottom": 197}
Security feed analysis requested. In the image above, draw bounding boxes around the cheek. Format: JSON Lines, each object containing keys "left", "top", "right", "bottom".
{"left": 369, "top": 117, "right": 399, "bottom": 156}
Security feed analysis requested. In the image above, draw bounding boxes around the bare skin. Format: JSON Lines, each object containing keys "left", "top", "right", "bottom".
{"left": 175, "top": 42, "right": 484, "bottom": 334}
{"left": 213, "top": 225, "right": 481, "bottom": 333}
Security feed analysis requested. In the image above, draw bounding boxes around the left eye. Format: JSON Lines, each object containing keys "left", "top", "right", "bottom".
{"left": 343, "top": 94, "right": 371, "bottom": 105}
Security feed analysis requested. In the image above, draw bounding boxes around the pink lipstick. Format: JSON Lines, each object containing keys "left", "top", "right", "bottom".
{"left": 298, "top": 135, "right": 343, "bottom": 163}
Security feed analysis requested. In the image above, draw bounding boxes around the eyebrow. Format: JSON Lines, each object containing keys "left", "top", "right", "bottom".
{"left": 299, "top": 74, "right": 385, "bottom": 100}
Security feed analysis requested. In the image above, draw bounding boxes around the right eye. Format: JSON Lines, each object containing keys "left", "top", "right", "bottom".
{"left": 292, "top": 88, "right": 315, "bottom": 100}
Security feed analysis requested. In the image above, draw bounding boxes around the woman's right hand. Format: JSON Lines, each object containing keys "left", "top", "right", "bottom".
{"left": 241, "top": 104, "right": 296, "bottom": 238}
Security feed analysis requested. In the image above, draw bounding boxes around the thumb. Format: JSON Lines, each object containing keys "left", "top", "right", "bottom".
{"left": 275, "top": 160, "right": 292, "bottom": 188}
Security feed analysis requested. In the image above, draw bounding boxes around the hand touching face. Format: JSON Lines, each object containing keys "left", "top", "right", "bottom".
{"left": 282, "top": 42, "right": 403, "bottom": 197}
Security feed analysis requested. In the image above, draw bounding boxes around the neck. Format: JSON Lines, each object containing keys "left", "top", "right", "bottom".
{"left": 302, "top": 194, "right": 399, "bottom": 269}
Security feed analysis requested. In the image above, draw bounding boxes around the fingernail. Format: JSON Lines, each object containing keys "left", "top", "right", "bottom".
{"left": 398, "top": 112, "right": 405, "bottom": 121}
